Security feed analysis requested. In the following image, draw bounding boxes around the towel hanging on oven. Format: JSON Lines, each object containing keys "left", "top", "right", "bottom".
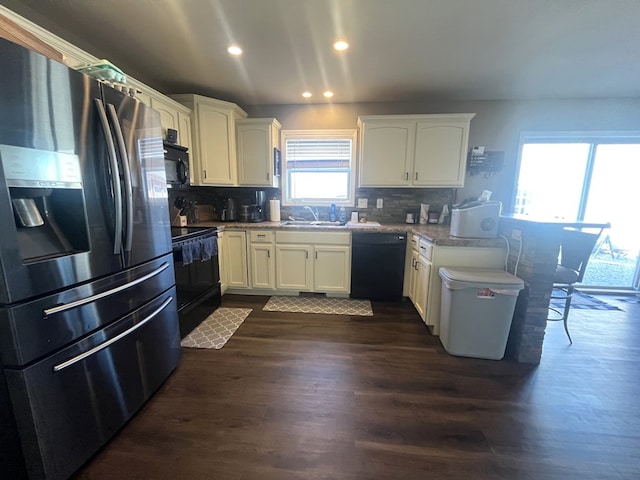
{"left": 174, "top": 236, "right": 218, "bottom": 265}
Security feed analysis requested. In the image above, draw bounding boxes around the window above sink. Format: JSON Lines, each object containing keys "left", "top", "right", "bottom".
{"left": 281, "top": 129, "right": 357, "bottom": 207}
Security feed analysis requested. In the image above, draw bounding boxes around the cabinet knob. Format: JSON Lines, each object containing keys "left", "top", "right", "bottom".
{"left": 203, "top": 169, "right": 207, "bottom": 179}
{"left": 405, "top": 172, "right": 409, "bottom": 181}
{"left": 415, "top": 172, "right": 418, "bottom": 181}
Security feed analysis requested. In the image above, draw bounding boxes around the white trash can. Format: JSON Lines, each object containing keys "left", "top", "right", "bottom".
{"left": 439, "top": 267, "right": 524, "bottom": 360}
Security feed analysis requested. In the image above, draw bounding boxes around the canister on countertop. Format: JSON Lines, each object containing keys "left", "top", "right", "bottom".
{"left": 239, "top": 204, "right": 251, "bottom": 222}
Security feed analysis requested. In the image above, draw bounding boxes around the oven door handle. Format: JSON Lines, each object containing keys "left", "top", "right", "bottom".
{"left": 43, "top": 262, "right": 170, "bottom": 317}
{"left": 52, "top": 296, "right": 173, "bottom": 372}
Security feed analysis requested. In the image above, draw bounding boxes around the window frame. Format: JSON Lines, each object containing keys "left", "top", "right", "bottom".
{"left": 512, "top": 130, "right": 640, "bottom": 215}
{"left": 281, "top": 129, "right": 357, "bottom": 207}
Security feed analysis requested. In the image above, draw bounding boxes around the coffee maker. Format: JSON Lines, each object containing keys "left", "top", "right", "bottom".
{"left": 249, "top": 190, "right": 266, "bottom": 223}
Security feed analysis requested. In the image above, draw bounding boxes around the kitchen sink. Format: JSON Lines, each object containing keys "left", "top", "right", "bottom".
{"left": 281, "top": 220, "right": 342, "bottom": 226}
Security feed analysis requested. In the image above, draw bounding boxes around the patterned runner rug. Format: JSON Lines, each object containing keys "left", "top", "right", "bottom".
{"left": 263, "top": 296, "right": 373, "bottom": 316}
{"left": 550, "top": 291, "right": 621, "bottom": 311}
{"left": 181, "top": 308, "right": 252, "bottom": 349}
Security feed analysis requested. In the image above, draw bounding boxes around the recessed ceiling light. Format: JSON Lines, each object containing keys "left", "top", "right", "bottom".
{"left": 333, "top": 40, "right": 349, "bottom": 51}
{"left": 323, "top": 91, "right": 334, "bottom": 98}
{"left": 227, "top": 45, "right": 242, "bottom": 56}
{"left": 302, "top": 91, "right": 312, "bottom": 98}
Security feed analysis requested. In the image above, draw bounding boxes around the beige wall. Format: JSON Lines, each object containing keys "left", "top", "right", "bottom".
{"left": 247, "top": 98, "right": 640, "bottom": 209}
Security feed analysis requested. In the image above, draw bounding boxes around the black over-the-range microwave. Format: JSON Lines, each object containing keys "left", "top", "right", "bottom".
{"left": 163, "top": 141, "right": 190, "bottom": 188}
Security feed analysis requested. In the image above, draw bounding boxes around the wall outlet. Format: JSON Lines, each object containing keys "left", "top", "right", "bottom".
{"left": 376, "top": 198, "right": 383, "bottom": 209}
{"left": 357, "top": 198, "right": 368, "bottom": 208}
{"left": 512, "top": 228, "right": 522, "bottom": 240}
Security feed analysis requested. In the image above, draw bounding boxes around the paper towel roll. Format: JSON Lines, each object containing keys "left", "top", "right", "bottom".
{"left": 419, "top": 203, "right": 430, "bottom": 224}
{"left": 269, "top": 199, "right": 281, "bottom": 222}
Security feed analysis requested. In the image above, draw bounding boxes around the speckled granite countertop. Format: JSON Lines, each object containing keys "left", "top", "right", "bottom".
{"left": 190, "top": 221, "right": 505, "bottom": 248}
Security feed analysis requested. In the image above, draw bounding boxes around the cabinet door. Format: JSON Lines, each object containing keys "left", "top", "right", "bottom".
{"left": 314, "top": 245, "right": 351, "bottom": 293}
{"left": 237, "top": 124, "right": 271, "bottom": 186}
{"left": 196, "top": 103, "right": 237, "bottom": 185}
{"left": 218, "top": 232, "right": 228, "bottom": 294}
{"left": 150, "top": 97, "right": 180, "bottom": 142}
{"left": 413, "top": 121, "right": 467, "bottom": 187}
{"left": 177, "top": 110, "right": 193, "bottom": 152}
{"left": 249, "top": 244, "right": 275, "bottom": 289}
{"left": 408, "top": 250, "right": 420, "bottom": 304}
{"left": 225, "top": 231, "right": 248, "bottom": 288}
{"left": 359, "top": 121, "right": 414, "bottom": 187}
{"left": 415, "top": 255, "right": 431, "bottom": 323}
{"left": 275, "top": 245, "right": 312, "bottom": 290}
{"left": 135, "top": 91, "right": 152, "bottom": 107}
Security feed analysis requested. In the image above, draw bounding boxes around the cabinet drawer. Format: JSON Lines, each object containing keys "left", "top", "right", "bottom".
{"left": 250, "top": 230, "right": 274, "bottom": 243}
{"left": 275, "top": 231, "right": 350, "bottom": 245}
{"left": 418, "top": 238, "right": 433, "bottom": 260}
{"left": 410, "top": 234, "right": 420, "bottom": 252}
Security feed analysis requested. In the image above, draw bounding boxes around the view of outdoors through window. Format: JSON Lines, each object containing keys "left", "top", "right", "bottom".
{"left": 282, "top": 132, "right": 355, "bottom": 205}
{"left": 515, "top": 141, "right": 640, "bottom": 290}
{"left": 287, "top": 171, "right": 349, "bottom": 201}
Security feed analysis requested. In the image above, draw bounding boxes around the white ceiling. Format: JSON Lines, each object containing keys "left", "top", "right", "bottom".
{"left": 3, "top": 0, "right": 640, "bottom": 106}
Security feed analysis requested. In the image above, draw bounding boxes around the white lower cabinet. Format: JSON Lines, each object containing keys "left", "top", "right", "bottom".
{"left": 218, "top": 231, "right": 228, "bottom": 294}
{"left": 249, "top": 231, "right": 275, "bottom": 290}
{"left": 408, "top": 238, "right": 431, "bottom": 322}
{"left": 275, "top": 231, "right": 351, "bottom": 294}
{"left": 405, "top": 236, "right": 506, "bottom": 335}
{"left": 275, "top": 245, "right": 313, "bottom": 290}
{"left": 224, "top": 230, "right": 249, "bottom": 289}
{"left": 413, "top": 254, "right": 431, "bottom": 321}
{"left": 314, "top": 246, "right": 351, "bottom": 293}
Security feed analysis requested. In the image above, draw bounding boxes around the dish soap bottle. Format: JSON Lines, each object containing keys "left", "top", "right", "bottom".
{"left": 438, "top": 204, "right": 450, "bottom": 224}
{"left": 339, "top": 206, "right": 346, "bottom": 224}
{"left": 329, "top": 204, "right": 337, "bottom": 222}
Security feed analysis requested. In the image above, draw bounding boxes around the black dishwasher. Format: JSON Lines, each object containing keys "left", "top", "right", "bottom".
{"left": 350, "top": 233, "right": 407, "bottom": 301}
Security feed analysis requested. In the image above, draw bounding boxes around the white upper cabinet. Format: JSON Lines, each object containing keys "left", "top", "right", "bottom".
{"left": 358, "top": 114, "right": 475, "bottom": 188}
{"left": 358, "top": 120, "right": 415, "bottom": 186}
{"left": 171, "top": 94, "right": 247, "bottom": 186}
{"left": 236, "top": 118, "right": 281, "bottom": 187}
{"left": 149, "top": 97, "right": 193, "bottom": 150}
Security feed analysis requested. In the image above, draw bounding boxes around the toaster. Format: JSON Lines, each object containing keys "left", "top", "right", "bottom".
{"left": 450, "top": 201, "right": 502, "bottom": 238}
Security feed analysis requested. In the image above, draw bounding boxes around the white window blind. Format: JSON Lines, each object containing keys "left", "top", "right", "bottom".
{"left": 282, "top": 130, "right": 356, "bottom": 206}
{"left": 286, "top": 138, "right": 352, "bottom": 169}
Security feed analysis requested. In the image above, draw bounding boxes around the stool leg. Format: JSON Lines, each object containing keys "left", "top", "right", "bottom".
{"left": 563, "top": 287, "right": 573, "bottom": 344}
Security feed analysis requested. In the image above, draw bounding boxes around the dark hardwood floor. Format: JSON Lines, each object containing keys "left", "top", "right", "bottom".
{"left": 74, "top": 293, "right": 640, "bottom": 480}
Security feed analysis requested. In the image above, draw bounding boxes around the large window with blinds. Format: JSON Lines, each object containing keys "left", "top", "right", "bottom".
{"left": 281, "top": 130, "right": 357, "bottom": 206}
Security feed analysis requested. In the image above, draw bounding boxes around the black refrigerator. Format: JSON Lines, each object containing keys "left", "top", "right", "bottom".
{"left": 0, "top": 38, "right": 181, "bottom": 479}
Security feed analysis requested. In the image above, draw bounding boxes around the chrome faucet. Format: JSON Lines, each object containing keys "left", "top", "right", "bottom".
{"left": 303, "top": 206, "right": 319, "bottom": 221}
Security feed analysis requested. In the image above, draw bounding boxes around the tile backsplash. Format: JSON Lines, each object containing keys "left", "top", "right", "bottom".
{"left": 169, "top": 186, "right": 455, "bottom": 224}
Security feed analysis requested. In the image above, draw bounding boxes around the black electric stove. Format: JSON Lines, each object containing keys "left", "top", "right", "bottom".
{"left": 170, "top": 226, "right": 221, "bottom": 337}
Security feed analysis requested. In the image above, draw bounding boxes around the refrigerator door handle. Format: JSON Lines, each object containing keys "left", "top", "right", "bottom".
{"left": 106, "top": 103, "right": 134, "bottom": 255}
{"left": 43, "top": 262, "right": 171, "bottom": 317}
{"left": 94, "top": 98, "right": 123, "bottom": 255}
{"left": 52, "top": 296, "right": 173, "bottom": 372}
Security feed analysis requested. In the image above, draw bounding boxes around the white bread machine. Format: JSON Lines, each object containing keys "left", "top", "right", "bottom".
{"left": 450, "top": 201, "right": 502, "bottom": 238}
